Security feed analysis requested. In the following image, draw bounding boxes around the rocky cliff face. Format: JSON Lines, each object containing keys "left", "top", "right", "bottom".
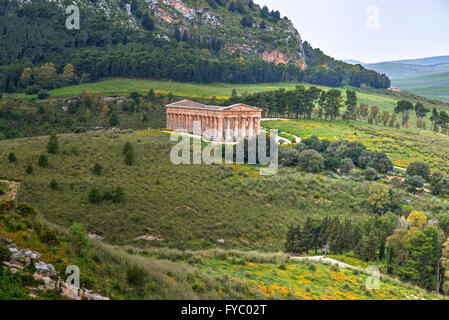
{"left": 76, "top": 0, "right": 307, "bottom": 69}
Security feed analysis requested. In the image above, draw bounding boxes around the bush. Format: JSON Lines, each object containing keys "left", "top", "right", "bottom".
{"left": 38, "top": 229, "right": 59, "bottom": 245}
{"left": 123, "top": 142, "right": 133, "bottom": 155}
{"left": 50, "top": 179, "right": 58, "bottom": 190}
{"left": 407, "top": 175, "right": 425, "bottom": 189}
{"left": 0, "top": 189, "right": 3, "bottom": 196}
{"left": 302, "top": 135, "right": 321, "bottom": 151}
{"left": 0, "top": 245, "right": 10, "bottom": 262}
{"left": 38, "top": 154, "right": 49, "bottom": 168}
{"left": 37, "top": 90, "right": 50, "bottom": 100}
{"left": 406, "top": 161, "right": 430, "bottom": 181}
{"left": 340, "top": 158, "right": 355, "bottom": 174}
{"left": 25, "top": 164, "right": 33, "bottom": 174}
{"left": 7, "top": 152, "right": 17, "bottom": 163}
{"left": 279, "top": 148, "right": 300, "bottom": 166}
{"left": 68, "top": 222, "right": 90, "bottom": 257}
{"left": 88, "top": 187, "right": 102, "bottom": 204}
{"left": 92, "top": 163, "right": 103, "bottom": 175}
{"left": 16, "top": 203, "right": 37, "bottom": 218}
{"left": 298, "top": 150, "right": 324, "bottom": 173}
{"left": 126, "top": 265, "right": 148, "bottom": 293}
{"left": 368, "top": 184, "right": 391, "bottom": 214}
{"left": 364, "top": 168, "right": 379, "bottom": 181}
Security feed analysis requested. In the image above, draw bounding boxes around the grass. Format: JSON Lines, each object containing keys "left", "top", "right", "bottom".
{"left": 4, "top": 78, "right": 400, "bottom": 112}
{"left": 0, "top": 129, "right": 384, "bottom": 250}
{"left": 263, "top": 119, "right": 449, "bottom": 173}
{"left": 131, "top": 247, "right": 443, "bottom": 300}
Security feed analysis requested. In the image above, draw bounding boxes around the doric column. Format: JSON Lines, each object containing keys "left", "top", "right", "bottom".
{"left": 240, "top": 117, "right": 246, "bottom": 138}
{"left": 248, "top": 116, "right": 254, "bottom": 137}
{"left": 233, "top": 117, "right": 239, "bottom": 139}
{"left": 218, "top": 117, "right": 224, "bottom": 142}
{"left": 225, "top": 117, "right": 231, "bottom": 141}
{"left": 173, "top": 114, "right": 178, "bottom": 130}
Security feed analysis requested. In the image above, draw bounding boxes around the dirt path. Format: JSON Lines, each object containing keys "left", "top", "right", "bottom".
{"left": 291, "top": 256, "right": 352, "bottom": 269}
{"left": 0, "top": 180, "right": 21, "bottom": 201}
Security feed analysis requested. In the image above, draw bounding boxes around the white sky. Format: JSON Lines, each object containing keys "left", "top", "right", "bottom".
{"left": 257, "top": 0, "right": 449, "bottom": 63}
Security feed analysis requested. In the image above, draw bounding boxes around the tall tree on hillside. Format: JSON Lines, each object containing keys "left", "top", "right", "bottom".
{"left": 343, "top": 90, "right": 357, "bottom": 121}
{"left": 394, "top": 100, "right": 414, "bottom": 127}
{"left": 324, "top": 89, "right": 342, "bottom": 121}
{"left": 415, "top": 102, "right": 429, "bottom": 129}
{"left": 430, "top": 108, "right": 440, "bottom": 132}
{"left": 438, "top": 111, "right": 449, "bottom": 134}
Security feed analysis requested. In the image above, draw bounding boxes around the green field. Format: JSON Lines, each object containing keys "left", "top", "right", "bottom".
{"left": 263, "top": 119, "right": 449, "bottom": 173}
{"left": 394, "top": 72, "right": 449, "bottom": 101}
{"left": 5, "top": 78, "right": 399, "bottom": 111}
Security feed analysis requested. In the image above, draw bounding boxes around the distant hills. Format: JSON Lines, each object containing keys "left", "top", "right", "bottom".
{"left": 345, "top": 56, "right": 449, "bottom": 101}
{"left": 344, "top": 56, "right": 449, "bottom": 80}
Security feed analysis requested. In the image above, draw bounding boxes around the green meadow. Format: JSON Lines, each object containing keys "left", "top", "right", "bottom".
{"left": 6, "top": 78, "right": 399, "bottom": 111}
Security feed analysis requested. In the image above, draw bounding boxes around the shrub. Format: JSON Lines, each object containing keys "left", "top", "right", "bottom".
{"left": 302, "top": 135, "right": 321, "bottom": 151}
{"left": 38, "top": 154, "right": 49, "bottom": 168}
{"left": 88, "top": 187, "right": 102, "bottom": 204}
{"left": 126, "top": 265, "right": 148, "bottom": 293}
{"left": 37, "top": 90, "right": 50, "bottom": 100}
{"left": 39, "top": 229, "right": 59, "bottom": 245}
{"left": 298, "top": 150, "right": 324, "bottom": 173}
{"left": 368, "top": 184, "right": 391, "bottom": 214}
{"left": 364, "top": 168, "right": 379, "bottom": 181}
{"left": 50, "top": 179, "right": 58, "bottom": 190}
{"left": 7, "top": 152, "right": 17, "bottom": 163}
{"left": 109, "top": 113, "right": 119, "bottom": 126}
{"left": 340, "top": 158, "right": 355, "bottom": 174}
{"left": 407, "top": 175, "right": 425, "bottom": 189}
{"left": 25, "top": 164, "right": 33, "bottom": 174}
{"left": 0, "top": 189, "right": 3, "bottom": 196}
{"left": 0, "top": 245, "right": 10, "bottom": 262}
{"left": 406, "top": 161, "right": 430, "bottom": 181}
{"left": 92, "top": 163, "right": 103, "bottom": 175}
{"left": 293, "top": 142, "right": 307, "bottom": 153}
{"left": 68, "top": 222, "right": 90, "bottom": 257}
{"left": 16, "top": 203, "right": 37, "bottom": 218}
{"left": 279, "top": 148, "right": 300, "bottom": 166}
{"left": 123, "top": 142, "right": 133, "bottom": 155}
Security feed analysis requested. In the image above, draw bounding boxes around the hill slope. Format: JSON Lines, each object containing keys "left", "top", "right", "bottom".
{"left": 0, "top": 0, "right": 390, "bottom": 93}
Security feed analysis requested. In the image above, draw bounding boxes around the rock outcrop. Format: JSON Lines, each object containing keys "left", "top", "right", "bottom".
{"left": 1, "top": 244, "right": 109, "bottom": 300}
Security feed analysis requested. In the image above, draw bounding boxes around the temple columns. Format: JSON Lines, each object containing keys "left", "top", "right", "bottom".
{"left": 248, "top": 116, "right": 254, "bottom": 137}
{"left": 240, "top": 117, "right": 246, "bottom": 138}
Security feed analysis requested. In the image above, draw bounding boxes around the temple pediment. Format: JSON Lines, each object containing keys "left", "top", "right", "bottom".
{"left": 223, "top": 104, "right": 263, "bottom": 112}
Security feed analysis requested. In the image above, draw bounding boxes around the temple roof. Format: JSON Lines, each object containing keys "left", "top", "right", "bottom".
{"left": 166, "top": 100, "right": 262, "bottom": 112}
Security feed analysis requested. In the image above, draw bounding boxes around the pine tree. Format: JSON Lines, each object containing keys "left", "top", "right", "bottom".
{"left": 47, "top": 133, "right": 59, "bottom": 154}
{"left": 302, "top": 218, "right": 314, "bottom": 254}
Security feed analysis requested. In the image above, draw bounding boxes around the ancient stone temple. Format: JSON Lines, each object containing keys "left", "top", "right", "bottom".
{"left": 165, "top": 100, "right": 262, "bottom": 142}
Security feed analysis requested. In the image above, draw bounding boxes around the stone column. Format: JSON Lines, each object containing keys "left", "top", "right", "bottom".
{"left": 240, "top": 117, "right": 246, "bottom": 138}
{"left": 255, "top": 117, "right": 261, "bottom": 135}
{"left": 218, "top": 117, "right": 224, "bottom": 142}
{"left": 248, "top": 116, "right": 254, "bottom": 137}
{"left": 225, "top": 117, "right": 231, "bottom": 141}
{"left": 233, "top": 117, "right": 239, "bottom": 139}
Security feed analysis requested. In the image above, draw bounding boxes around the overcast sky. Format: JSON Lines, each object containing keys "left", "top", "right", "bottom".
{"left": 256, "top": 0, "right": 449, "bottom": 63}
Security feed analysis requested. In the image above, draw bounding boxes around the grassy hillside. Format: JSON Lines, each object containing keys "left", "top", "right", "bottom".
{"left": 394, "top": 72, "right": 449, "bottom": 101}
{"left": 0, "top": 129, "right": 379, "bottom": 250}
{"left": 366, "top": 62, "right": 449, "bottom": 80}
